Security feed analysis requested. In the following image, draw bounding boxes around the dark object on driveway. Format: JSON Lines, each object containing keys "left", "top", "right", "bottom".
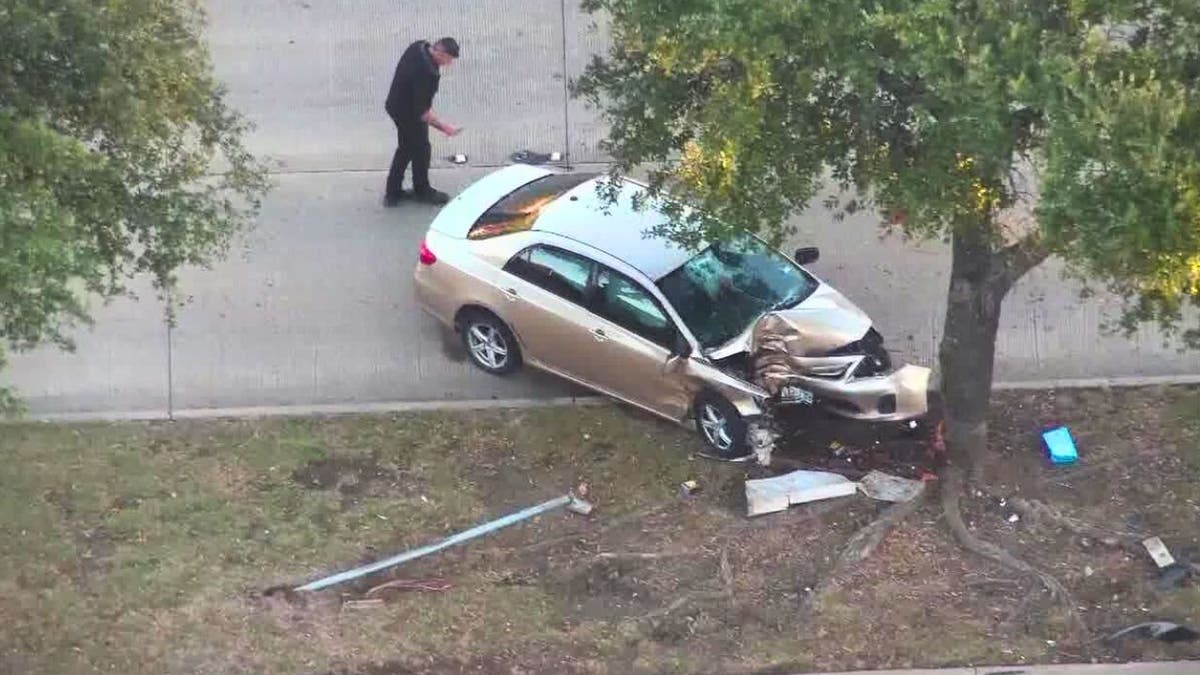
{"left": 1105, "top": 621, "right": 1200, "bottom": 644}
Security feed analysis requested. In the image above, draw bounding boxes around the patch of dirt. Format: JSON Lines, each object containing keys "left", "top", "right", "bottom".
{"left": 774, "top": 402, "right": 943, "bottom": 479}
{"left": 291, "top": 454, "right": 403, "bottom": 509}
{"left": 56, "top": 526, "right": 115, "bottom": 589}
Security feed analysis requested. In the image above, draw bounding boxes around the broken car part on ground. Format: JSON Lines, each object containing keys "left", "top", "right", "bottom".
{"left": 414, "top": 164, "right": 932, "bottom": 462}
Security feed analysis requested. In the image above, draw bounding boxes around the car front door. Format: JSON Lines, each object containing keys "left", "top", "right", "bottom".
{"left": 581, "top": 266, "right": 693, "bottom": 420}
{"left": 499, "top": 245, "right": 601, "bottom": 387}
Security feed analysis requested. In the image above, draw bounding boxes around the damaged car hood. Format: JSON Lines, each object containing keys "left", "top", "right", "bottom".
{"left": 708, "top": 282, "right": 873, "bottom": 359}
{"left": 757, "top": 283, "right": 874, "bottom": 355}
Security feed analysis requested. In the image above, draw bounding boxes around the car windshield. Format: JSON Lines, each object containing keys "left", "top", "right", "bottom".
{"left": 656, "top": 233, "right": 819, "bottom": 350}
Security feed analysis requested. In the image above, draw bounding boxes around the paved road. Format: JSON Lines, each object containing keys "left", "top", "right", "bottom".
{"left": 3, "top": 1, "right": 1199, "bottom": 418}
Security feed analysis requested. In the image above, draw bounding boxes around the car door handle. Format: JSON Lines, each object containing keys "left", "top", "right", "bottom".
{"left": 503, "top": 287, "right": 519, "bottom": 301}
{"left": 591, "top": 328, "right": 608, "bottom": 342}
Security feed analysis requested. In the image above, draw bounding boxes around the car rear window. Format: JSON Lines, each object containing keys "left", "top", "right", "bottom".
{"left": 467, "top": 172, "right": 598, "bottom": 240}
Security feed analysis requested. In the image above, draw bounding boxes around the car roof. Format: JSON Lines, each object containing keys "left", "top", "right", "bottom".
{"left": 530, "top": 174, "right": 698, "bottom": 281}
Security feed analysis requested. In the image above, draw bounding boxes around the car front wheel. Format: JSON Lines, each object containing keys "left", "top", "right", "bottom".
{"left": 693, "top": 392, "right": 748, "bottom": 458}
{"left": 460, "top": 311, "right": 522, "bottom": 375}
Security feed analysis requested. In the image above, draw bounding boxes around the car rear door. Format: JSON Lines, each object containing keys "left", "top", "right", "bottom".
{"left": 499, "top": 245, "right": 603, "bottom": 387}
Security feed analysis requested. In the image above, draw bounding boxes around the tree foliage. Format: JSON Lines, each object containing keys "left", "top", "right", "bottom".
{"left": 574, "top": 0, "right": 1200, "bottom": 345}
{"left": 0, "top": 0, "right": 269, "bottom": 412}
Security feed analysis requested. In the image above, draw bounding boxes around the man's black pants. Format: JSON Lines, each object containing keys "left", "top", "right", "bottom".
{"left": 386, "top": 120, "right": 431, "bottom": 197}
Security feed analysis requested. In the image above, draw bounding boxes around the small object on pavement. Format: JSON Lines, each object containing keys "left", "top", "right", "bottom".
{"left": 450, "top": 154, "right": 468, "bottom": 164}
{"left": 510, "top": 149, "right": 561, "bottom": 165}
{"left": 1008, "top": 513, "right": 1021, "bottom": 523}
{"left": 679, "top": 480, "right": 700, "bottom": 497}
{"left": 858, "top": 470, "right": 924, "bottom": 503}
{"left": 1041, "top": 426, "right": 1078, "bottom": 465}
{"left": 1143, "top": 536, "right": 1177, "bottom": 568}
{"left": 1105, "top": 620, "right": 1200, "bottom": 644}
{"left": 294, "top": 491, "right": 595, "bottom": 592}
{"left": 745, "top": 470, "right": 857, "bottom": 517}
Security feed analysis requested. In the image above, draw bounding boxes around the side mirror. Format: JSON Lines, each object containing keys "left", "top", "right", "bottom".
{"left": 794, "top": 246, "right": 820, "bottom": 265}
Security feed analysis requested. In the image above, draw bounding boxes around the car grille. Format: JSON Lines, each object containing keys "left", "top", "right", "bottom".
{"left": 826, "top": 328, "right": 891, "bottom": 377}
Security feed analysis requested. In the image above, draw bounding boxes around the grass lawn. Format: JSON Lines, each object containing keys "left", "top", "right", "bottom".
{"left": 1, "top": 387, "right": 1198, "bottom": 674}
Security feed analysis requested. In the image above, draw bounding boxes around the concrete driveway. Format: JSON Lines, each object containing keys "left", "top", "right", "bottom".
{"left": 4, "top": 1, "right": 1198, "bottom": 418}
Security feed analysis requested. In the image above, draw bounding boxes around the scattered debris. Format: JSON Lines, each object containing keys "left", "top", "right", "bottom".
{"left": 1143, "top": 536, "right": 1177, "bottom": 568}
{"left": 858, "top": 470, "right": 924, "bottom": 503}
{"left": 1041, "top": 426, "right": 1078, "bottom": 465}
{"left": 747, "top": 419, "right": 779, "bottom": 466}
{"left": 745, "top": 470, "right": 857, "bottom": 517}
{"left": 1105, "top": 621, "right": 1200, "bottom": 644}
{"left": 365, "top": 578, "right": 452, "bottom": 597}
{"left": 510, "top": 149, "right": 564, "bottom": 165}
{"left": 293, "top": 491, "right": 594, "bottom": 592}
{"left": 678, "top": 480, "right": 700, "bottom": 497}
{"left": 1084, "top": 565, "right": 1095, "bottom": 577}
{"left": 449, "top": 154, "right": 468, "bottom": 164}
{"left": 1007, "top": 513, "right": 1021, "bottom": 524}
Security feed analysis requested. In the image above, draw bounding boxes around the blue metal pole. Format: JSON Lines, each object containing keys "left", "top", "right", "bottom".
{"left": 294, "top": 494, "right": 572, "bottom": 592}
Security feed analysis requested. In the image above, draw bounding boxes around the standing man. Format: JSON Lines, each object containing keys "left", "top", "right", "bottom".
{"left": 384, "top": 37, "right": 461, "bottom": 206}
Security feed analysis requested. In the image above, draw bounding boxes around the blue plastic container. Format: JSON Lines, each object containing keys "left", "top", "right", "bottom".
{"left": 1042, "top": 426, "right": 1078, "bottom": 465}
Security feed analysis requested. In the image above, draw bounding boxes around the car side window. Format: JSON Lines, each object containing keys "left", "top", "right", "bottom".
{"left": 593, "top": 267, "right": 674, "bottom": 347}
{"left": 503, "top": 245, "right": 594, "bottom": 305}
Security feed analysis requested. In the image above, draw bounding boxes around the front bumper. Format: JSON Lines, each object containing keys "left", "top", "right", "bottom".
{"left": 779, "top": 364, "right": 932, "bottom": 421}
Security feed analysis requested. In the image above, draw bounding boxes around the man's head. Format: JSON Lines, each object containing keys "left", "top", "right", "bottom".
{"left": 430, "top": 37, "right": 459, "bottom": 67}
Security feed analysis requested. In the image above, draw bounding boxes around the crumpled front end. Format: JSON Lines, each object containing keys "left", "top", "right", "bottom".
{"left": 750, "top": 312, "right": 932, "bottom": 421}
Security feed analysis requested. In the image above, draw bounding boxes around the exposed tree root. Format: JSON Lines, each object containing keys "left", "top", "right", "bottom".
{"left": 639, "top": 546, "right": 734, "bottom": 624}
{"left": 941, "top": 466, "right": 1090, "bottom": 645}
{"left": 1008, "top": 497, "right": 1143, "bottom": 552}
{"left": 804, "top": 489, "right": 928, "bottom": 611}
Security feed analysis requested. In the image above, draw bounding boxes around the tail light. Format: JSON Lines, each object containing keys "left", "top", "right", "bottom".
{"left": 418, "top": 239, "right": 437, "bottom": 265}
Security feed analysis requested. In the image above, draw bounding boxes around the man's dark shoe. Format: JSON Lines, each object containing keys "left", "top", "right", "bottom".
{"left": 382, "top": 191, "right": 409, "bottom": 207}
{"left": 413, "top": 189, "right": 450, "bottom": 205}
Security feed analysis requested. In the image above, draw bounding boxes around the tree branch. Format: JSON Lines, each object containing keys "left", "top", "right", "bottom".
{"left": 996, "top": 234, "right": 1052, "bottom": 288}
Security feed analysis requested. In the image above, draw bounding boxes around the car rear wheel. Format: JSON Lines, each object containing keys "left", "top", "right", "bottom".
{"left": 460, "top": 311, "right": 522, "bottom": 375}
{"left": 694, "top": 392, "right": 748, "bottom": 458}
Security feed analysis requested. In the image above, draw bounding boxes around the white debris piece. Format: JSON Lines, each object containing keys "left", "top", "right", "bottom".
{"left": 746, "top": 470, "right": 857, "bottom": 517}
{"left": 747, "top": 420, "right": 779, "bottom": 466}
{"left": 1142, "top": 536, "right": 1176, "bottom": 568}
{"left": 858, "top": 470, "right": 925, "bottom": 503}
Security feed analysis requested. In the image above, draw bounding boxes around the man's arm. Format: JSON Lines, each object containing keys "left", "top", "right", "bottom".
{"left": 421, "top": 108, "right": 460, "bottom": 136}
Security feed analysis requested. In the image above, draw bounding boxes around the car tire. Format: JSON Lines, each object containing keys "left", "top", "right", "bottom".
{"left": 459, "top": 310, "right": 522, "bottom": 375}
{"left": 693, "top": 391, "right": 749, "bottom": 458}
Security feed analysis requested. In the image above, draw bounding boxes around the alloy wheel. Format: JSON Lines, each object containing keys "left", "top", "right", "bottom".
{"left": 699, "top": 403, "right": 734, "bottom": 451}
{"left": 467, "top": 323, "right": 509, "bottom": 370}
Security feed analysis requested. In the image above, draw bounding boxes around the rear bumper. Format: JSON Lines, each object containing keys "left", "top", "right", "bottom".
{"left": 412, "top": 263, "right": 455, "bottom": 328}
{"left": 789, "top": 364, "right": 932, "bottom": 421}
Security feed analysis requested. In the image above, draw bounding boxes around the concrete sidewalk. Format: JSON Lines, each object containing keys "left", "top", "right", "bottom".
{"left": 818, "top": 661, "right": 1195, "bottom": 674}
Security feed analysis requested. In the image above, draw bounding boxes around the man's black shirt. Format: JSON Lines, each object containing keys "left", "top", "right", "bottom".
{"left": 385, "top": 40, "right": 440, "bottom": 126}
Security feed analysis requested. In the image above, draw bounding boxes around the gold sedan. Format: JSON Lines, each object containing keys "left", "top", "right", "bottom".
{"left": 415, "top": 165, "right": 931, "bottom": 458}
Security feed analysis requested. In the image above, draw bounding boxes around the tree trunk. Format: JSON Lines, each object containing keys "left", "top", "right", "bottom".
{"left": 937, "top": 226, "right": 1011, "bottom": 480}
